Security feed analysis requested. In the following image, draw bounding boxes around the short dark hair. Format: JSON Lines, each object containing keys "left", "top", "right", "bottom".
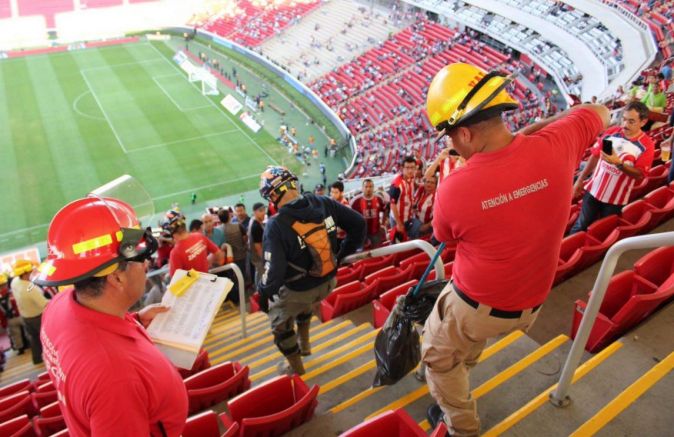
{"left": 74, "top": 261, "right": 127, "bottom": 298}
{"left": 189, "top": 219, "right": 203, "bottom": 232}
{"left": 624, "top": 101, "right": 649, "bottom": 121}
{"left": 363, "top": 178, "right": 373, "bottom": 186}
{"left": 234, "top": 203, "right": 245, "bottom": 210}
{"left": 218, "top": 208, "right": 230, "bottom": 224}
{"left": 252, "top": 202, "right": 265, "bottom": 211}
{"left": 402, "top": 155, "right": 416, "bottom": 166}
{"left": 331, "top": 181, "right": 344, "bottom": 192}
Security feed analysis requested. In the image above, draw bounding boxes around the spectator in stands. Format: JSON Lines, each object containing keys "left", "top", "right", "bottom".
{"left": 234, "top": 203, "right": 252, "bottom": 230}
{"left": 248, "top": 202, "right": 267, "bottom": 287}
{"left": 350, "top": 179, "right": 388, "bottom": 248}
{"left": 257, "top": 166, "right": 365, "bottom": 375}
{"left": 164, "top": 209, "right": 224, "bottom": 278}
{"left": 11, "top": 260, "right": 48, "bottom": 365}
{"left": 0, "top": 273, "right": 26, "bottom": 355}
{"left": 415, "top": 174, "right": 437, "bottom": 237}
{"left": 34, "top": 197, "right": 187, "bottom": 436}
{"left": 425, "top": 142, "right": 464, "bottom": 183}
{"left": 423, "top": 62, "right": 609, "bottom": 436}
{"left": 218, "top": 208, "right": 249, "bottom": 288}
{"left": 202, "top": 213, "right": 225, "bottom": 248}
{"left": 571, "top": 101, "right": 654, "bottom": 233}
{"left": 330, "top": 181, "right": 349, "bottom": 205}
{"left": 188, "top": 219, "right": 203, "bottom": 233}
{"left": 389, "top": 155, "right": 418, "bottom": 241}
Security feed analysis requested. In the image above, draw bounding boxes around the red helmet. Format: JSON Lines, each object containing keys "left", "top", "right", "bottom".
{"left": 34, "top": 197, "right": 158, "bottom": 287}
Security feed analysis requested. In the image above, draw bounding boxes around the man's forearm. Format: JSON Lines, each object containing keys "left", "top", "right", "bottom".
{"left": 518, "top": 104, "right": 610, "bottom": 136}
{"left": 620, "top": 165, "right": 643, "bottom": 179}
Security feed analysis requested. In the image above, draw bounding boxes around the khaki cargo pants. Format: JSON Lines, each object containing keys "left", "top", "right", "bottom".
{"left": 421, "top": 283, "right": 540, "bottom": 437}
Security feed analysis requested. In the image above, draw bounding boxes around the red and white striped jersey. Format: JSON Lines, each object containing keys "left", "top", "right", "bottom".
{"left": 415, "top": 188, "right": 435, "bottom": 223}
{"left": 437, "top": 156, "right": 465, "bottom": 183}
{"left": 389, "top": 174, "right": 416, "bottom": 223}
{"left": 584, "top": 127, "right": 655, "bottom": 205}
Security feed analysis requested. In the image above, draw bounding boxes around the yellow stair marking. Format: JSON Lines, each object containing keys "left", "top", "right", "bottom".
{"left": 321, "top": 360, "right": 378, "bottom": 395}
{"left": 471, "top": 334, "right": 569, "bottom": 399}
{"left": 420, "top": 419, "right": 430, "bottom": 431}
{"left": 483, "top": 341, "right": 623, "bottom": 436}
{"left": 213, "top": 310, "right": 238, "bottom": 323}
{"left": 209, "top": 316, "right": 320, "bottom": 359}
{"left": 205, "top": 316, "right": 271, "bottom": 346}
{"left": 0, "top": 360, "right": 44, "bottom": 379}
{"left": 242, "top": 321, "right": 360, "bottom": 368}
{"left": 570, "top": 350, "right": 674, "bottom": 436}
{"left": 210, "top": 319, "right": 342, "bottom": 364}
{"left": 332, "top": 331, "right": 525, "bottom": 416}
{"left": 303, "top": 342, "right": 372, "bottom": 381}
{"left": 251, "top": 328, "right": 379, "bottom": 382}
{"left": 206, "top": 312, "right": 266, "bottom": 337}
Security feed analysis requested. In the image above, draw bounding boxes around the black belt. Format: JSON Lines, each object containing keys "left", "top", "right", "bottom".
{"left": 452, "top": 283, "right": 541, "bottom": 319}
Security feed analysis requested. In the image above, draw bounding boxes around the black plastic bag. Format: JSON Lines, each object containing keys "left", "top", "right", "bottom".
{"left": 372, "top": 296, "right": 420, "bottom": 387}
{"left": 403, "top": 279, "right": 448, "bottom": 324}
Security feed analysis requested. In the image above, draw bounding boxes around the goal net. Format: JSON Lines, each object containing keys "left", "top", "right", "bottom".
{"left": 174, "top": 51, "right": 219, "bottom": 96}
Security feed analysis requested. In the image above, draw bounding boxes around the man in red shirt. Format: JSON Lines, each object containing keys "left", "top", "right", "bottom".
{"left": 388, "top": 155, "right": 418, "bottom": 241}
{"left": 163, "top": 209, "right": 224, "bottom": 278}
{"left": 34, "top": 196, "right": 188, "bottom": 436}
{"left": 350, "top": 178, "right": 387, "bottom": 248}
{"left": 330, "top": 181, "right": 349, "bottom": 205}
{"left": 425, "top": 143, "right": 464, "bottom": 184}
{"left": 424, "top": 63, "right": 609, "bottom": 436}
{"left": 570, "top": 101, "right": 654, "bottom": 233}
{"left": 415, "top": 174, "right": 437, "bottom": 237}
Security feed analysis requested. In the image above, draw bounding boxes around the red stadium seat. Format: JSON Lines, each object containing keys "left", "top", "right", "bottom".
{"left": 38, "top": 402, "right": 61, "bottom": 418}
{"left": 372, "top": 280, "right": 418, "bottom": 328}
{"left": 619, "top": 200, "right": 654, "bottom": 235}
{"left": 33, "top": 414, "right": 66, "bottom": 437}
{"left": 643, "top": 164, "right": 668, "bottom": 194}
{"left": 340, "top": 409, "right": 426, "bottom": 436}
{"left": 643, "top": 186, "right": 674, "bottom": 226}
{"left": 427, "top": 262, "right": 453, "bottom": 281}
{"left": 633, "top": 246, "right": 674, "bottom": 289}
{"left": 0, "top": 379, "right": 33, "bottom": 399}
{"left": 0, "top": 415, "right": 35, "bottom": 437}
{"left": 336, "top": 264, "right": 363, "bottom": 287}
{"left": 49, "top": 429, "right": 69, "bottom": 437}
{"left": 359, "top": 255, "right": 395, "bottom": 279}
{"left": 628, "top": 177, "right": 649, "bottom": 202}
{"left": 364, "top": 266, "right": 398, "bottom": 286}
{"left": 399, "top": 252, "right": 431, "bottom": 271}
{"left": 406, "top": 261, "right": 432, "bottom": 280}
{"left": 182, "top": 410, "right": 239, "bottom": 437}
{"left": 184, "top": 362, "right": 251, "bottom": 415}
{"left": 0, "top": 391, "right": 37, "bottom": 423}
{"left": 34, "top": 381, "right": 54, "bottom": 394}
{"left": 430, "top": 423, "right": 449, "bottom": 437}
{"left": 219, "top": 375, "right": 318, "bottom": 436}
{"left": 178, "top": 348, "right": 212, "bottom": 379}
{"left": 249, "top": 292, "right": 261, "bottom": 313}
{"left": 35, "top": 373, "right": 50, "bottom": 384}
{"left": 320, "top": 281, "right": 378, "bottom": 321}
{"left": 554, "top": 233, "right": 586, "bottom": 285}
{"left": 30, "top": 391, "right": 58, "bottom": 412}
{"left": 571, "top": 270, "right": 674, "bottom": 352}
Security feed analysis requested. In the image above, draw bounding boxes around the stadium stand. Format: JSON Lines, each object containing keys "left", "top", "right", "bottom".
{"left": 17, "top": 0, "right": 73, "bottom": 28}
{"left": 193, "top": 0, "right": 321, "bottom": 48}
{"left": 260, "top": 1, "right": 409, "bottom": 81}
{"left": 80, "top": 0, "right": 123, "bottom": 8}
{"left": 609, "top": 0, "right": 674, "bottom": 58}
{"left": 0, "top": 0, "right": 10, "bottom": 19}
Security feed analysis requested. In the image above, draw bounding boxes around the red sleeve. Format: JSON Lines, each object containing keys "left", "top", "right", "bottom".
{"left": 168, "top": 249, "right": 180, "bottom": 278}
{"left": 633, "top": 138, "right": 655, "bottom": 173}
{"left": 431, "top": 181, "right": 456, "bottom": 244}
{"left": 204, "top": 236, "right": 219, "bottom": 255}
{"left": 534, "top": 108, "right": 606, "bottom": 165}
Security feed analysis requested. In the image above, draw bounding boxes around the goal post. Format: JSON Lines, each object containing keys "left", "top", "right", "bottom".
{"left": 174, "top": 51, "right": 219, "bottom": 96}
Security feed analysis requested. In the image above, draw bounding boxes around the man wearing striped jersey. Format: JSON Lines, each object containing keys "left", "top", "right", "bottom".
{"left": 570, "top": 101, "right": 654, "bottom": 234}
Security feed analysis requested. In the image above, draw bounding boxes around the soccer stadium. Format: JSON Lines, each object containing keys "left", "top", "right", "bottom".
{"left": 0, "top": 0, "right": 673, "bottom": 435}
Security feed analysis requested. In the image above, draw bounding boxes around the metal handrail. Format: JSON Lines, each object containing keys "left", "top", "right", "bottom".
{"left": 342, "top": 240, "right": 446, "bottom": 281}
{"left": 549, "top": 232, "right": 674, "bottom": 407}
{"left": 146, "top": 262, "right": 248, "bottom": 338}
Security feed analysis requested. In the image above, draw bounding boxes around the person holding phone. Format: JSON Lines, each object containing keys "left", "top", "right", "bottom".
{"left": 570, "top": 101, "right": 655, "bottom": 234}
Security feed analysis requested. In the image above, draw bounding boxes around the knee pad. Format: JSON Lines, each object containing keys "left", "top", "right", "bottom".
{"left": 273, "top": 328, "right": 299, "bottom": 356}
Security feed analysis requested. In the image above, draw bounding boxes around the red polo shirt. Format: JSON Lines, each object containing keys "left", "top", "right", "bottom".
{"left": 40, "top": 289, "right": 188, "bottom": 436}
{"left": 169, "top": 232, "right": 219, "bottom": 277}
{"left": 433, "top": 109, "right": 604, "bottom": 310}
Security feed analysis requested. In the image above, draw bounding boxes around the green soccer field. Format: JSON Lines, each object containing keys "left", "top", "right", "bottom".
{"left": 0, "top": 41, "right": 298, "bottom": 252}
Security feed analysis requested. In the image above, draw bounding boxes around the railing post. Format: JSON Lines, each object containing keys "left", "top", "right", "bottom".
{"left": 550, "top": 232, "right": 674, "bottom": 407}
{"left": 209, "top": 263, "right": 247, "bottom": 338}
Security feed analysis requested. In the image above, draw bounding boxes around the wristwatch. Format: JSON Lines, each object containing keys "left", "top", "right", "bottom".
{"left": 616, "top": 163, "right": 624, "bottom": 171}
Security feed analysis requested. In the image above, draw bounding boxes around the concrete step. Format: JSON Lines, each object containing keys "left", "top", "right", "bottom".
{"left": 494, "top": 301, "right": 674, "bottom": 436}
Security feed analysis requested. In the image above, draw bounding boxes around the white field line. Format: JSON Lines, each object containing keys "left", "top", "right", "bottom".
{"left": 79, "top": 56, "right": 164, "bottom": 73}
{"left": 146, "top": 42, "right": 279, "bottom": 165}
{"left": 71, "top": 90, "right": 105, "bottom": 121}
{"left": 80, "top": 69, "right": 128, "bottom": 153}
{"left": 0, "top": 174, "right": 261, "bottom": 239}
{"left": 151, "top": 75, "right": 211, "bottom": 112}
{"left": 126, "top": 129, "right": 239, "bottom": 153}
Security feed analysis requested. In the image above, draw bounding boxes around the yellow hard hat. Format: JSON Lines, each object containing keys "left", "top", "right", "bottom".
{"left": 13, "top": 260, "right": 34, "bottom": 277}
{"left": 426, "top": 63, "right": 519, "bottom": 133}
{"left": 0, "top": 273, "right": 7, "bottom": 286}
